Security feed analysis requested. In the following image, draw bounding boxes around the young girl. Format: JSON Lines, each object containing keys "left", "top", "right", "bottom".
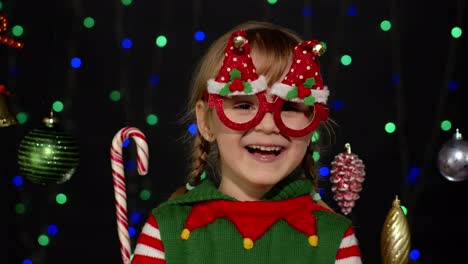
{"left": 131, "top": 21, "right": 362, "bottom": 264}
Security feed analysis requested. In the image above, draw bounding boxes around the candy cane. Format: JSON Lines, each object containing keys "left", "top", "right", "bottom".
{"left": 111, "top": 126, "right": 149, "bottom": 264}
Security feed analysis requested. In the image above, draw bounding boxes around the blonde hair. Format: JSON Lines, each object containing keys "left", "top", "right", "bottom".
{"left": 172, "top": 21, "right": 322, "bottom": 198}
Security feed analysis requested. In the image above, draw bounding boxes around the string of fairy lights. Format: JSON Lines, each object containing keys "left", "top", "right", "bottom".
{"left": 3, "top": 0, "right": 463, "bottom": 263}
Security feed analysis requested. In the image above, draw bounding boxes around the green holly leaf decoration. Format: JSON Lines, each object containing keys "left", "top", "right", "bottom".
{"left": 243, "top": 81, "right": 253, "bottom": 94}
{"left": 230, "top": 69, "right": 241, "bottom": 81}
{"left": 303, "top": 77, "right": 316, "bottom": 88}
{"left": 303, "top": 95, "right": 316, "bottom": 106}
{"left": 286, "top": 87, "right": 298, "bottom": 99}
{"left": 219, "top": 83, "right": 231, "bottom": 96}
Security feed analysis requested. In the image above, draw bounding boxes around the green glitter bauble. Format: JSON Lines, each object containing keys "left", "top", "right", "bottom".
{"left": 17, "top": 125, "right": 79, "bottom": 185}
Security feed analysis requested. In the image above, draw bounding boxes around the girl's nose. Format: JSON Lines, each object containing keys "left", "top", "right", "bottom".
{"left": 254, "top": 112, "right": 280, "bottom": 134}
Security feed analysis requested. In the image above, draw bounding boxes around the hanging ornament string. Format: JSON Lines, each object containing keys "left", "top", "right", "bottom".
{"left": 330, "top": 143, "right": 366, "bottom": 215}
{"left": 0, "top": 14, "right": 24, "bottom": 48}
{"left": 110, "top": 126, "right": 149, "bottom": 264}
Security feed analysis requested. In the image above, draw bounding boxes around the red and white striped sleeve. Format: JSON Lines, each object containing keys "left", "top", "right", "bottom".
{"left": 335, "top": 226, "right": 362, "bottom": 264}
{"left": 131, "top": 214, "right": 166, "bottom": 264}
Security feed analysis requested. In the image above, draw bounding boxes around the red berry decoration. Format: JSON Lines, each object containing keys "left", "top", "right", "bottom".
{"left": 330, "top": 143, "right": 366, "bottom": 215}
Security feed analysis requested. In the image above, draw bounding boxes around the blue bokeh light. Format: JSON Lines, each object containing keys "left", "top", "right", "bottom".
{"left": 194, "top": 30, "right": 206, "bottom": 42}
{"left": 13, "top": 175, "right": 24, "bottom": 187}
{"left": 407, "top": 166, "right": 421, "bottom": 185}
{"left": 188, "top": 123, "right": 198, "bottom": 135}
{"left": 448, "top": 80, "right": 458, "bottom": 91}
{"left": 124, "top": 160, "right": 136, "bottom": 171}
{"left": 318, "top": 188, "right": 326, "bottom": 198}
{"left": 303, "top": 6, "right": 313, "bottom": 17}
{"left": 22, "top": 259, "right": 33, "bottom": 264}
{"left": 130, "top": 212, "right": 142, "bottom": 224}
{"left": 392, "top": 73, "right": 401, "bottom": 85}
{"left": 409, "top": 249, "right": 421, "bottom": 260}
{"left": 123, "top": 138, "right": 130, "bottom": 148}
{"left": 47, "top": 224, "right": 59, "bottom": 236}
{"left": 318, "top": 166, "right": 330, "bottom": 177}
{"left": 149, "top": 74, "right": 160, "bottom": 86}
{"left": 70, "top": 57, "right": 82, "bottom": 68}
{"left": 331, "top": 99, "right": 344, "bottom": 111}
{"left": 129, "top": 226, "right": 136, "bottom": 237}
{"left": 122, "top": 38, "right": 133, "bottom": 49}
{"left": 346, "top": 6, "right": 358, "bottom": 16}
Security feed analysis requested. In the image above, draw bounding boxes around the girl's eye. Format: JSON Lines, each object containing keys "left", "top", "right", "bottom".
{"left": 282, "top": 102, "right": 308, "bottom": 112}
{"left": 234, "top": 103, "right": 254, "bottom": 110}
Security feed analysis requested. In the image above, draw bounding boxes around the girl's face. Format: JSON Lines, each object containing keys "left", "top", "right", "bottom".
{"left": 197, "top": 89, "right": 311, "bottom": 201}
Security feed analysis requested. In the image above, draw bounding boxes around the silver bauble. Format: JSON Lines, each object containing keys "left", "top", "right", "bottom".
{"left": 437, "top": 129, "right": 468, "bottom": 182}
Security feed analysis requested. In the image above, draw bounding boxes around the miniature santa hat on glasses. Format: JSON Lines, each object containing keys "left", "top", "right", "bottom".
{"left": 271, "top": 40, "right": 329, "bottom": 106}
{"left": 207, "top": 30, "right": 267, "bottom": 96}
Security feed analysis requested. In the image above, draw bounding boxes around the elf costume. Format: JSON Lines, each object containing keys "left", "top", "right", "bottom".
{"left": 131, "top": 178, "right": 361, "bottom": 263}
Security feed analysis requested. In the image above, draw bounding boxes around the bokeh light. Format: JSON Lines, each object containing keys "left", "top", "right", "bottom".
{"left": 121, "top": 0, "right": 133, "bottom": 6}
{"left": 448, "top": 80, "right": 458, "bottom": 91}
{"left": 110, "top": 90, "right": 121, "bottom": 102}
{"left": 331, "top": 99, "right": 344, "bottom": 111}
{"left": 52, "top": 101, "right": 64, "bottom": 112}
{"left": 22, "top": 259, "right": 32, "bottom": 264}
{"left": 16, "top": 112, "right": 29, "bottom": 124}
{"left": 56, "top": 193, "right": 68, "bottom": 205}
{"left": 391, "top": 73, "right": 401, "bottom": 85}
{"left": 12, "top": 25, "right": 24, "bottom": 37}
{"left": 155, "top": 35, "right": 167, "bottom": 48}
{"left": 340, "top": 55, "right": 352, "bottom": 66}
{"left": 312, "top": 151, "right": 320, "bottom": 162}
{"left": 380, "top": 20, "right": 392, "bottom": 31}
{"left": 451, "top": 27, "right": 462, "bottom": 38}
{"left": 346, "top": 6, "right": 357, "bottom": 16}
{"left": 83, "top": 17, "right": 95, "bottom": 28}
{"left": 130, "top": 212, "right": 142, "bottom": 224}
{"left": 13, "top": 175, "right": 24, "bottom": 187}
{"left": 440, "top": 120, "right": 452, "bottom": 131}
{"left": 124, "top": 160, "right": 136, "bottom": 171}
{"left": 47, "top": 224, "right": 59, "bottom": 236}
{"left": 311, "top": 131, "right": 320, "bottom": 143}
{"left": 146, "top": 114, "right": 158, "bottom": 125}
{"left": 15, "top": 203, "right": 26, "bottom": 214}
{"left": 129, "top": 226, "right": 136, "bottom": 237}
{"left": 188, "top": 123, "right": 198, "bottom": 135}
{"left": 121, "top": 38, "right": 133, "bottom": 49}
{"left": 407, "top": 166, "right": 421, "bottom": 185}
{"left": 148, "top": 74, "right": 160, "bottom": 86}
{"left": 400, "top": 205, "right": 408, "bottom": 215}
{"left": 194, "top": 30, "right": 206, "bottom": 42}
{"left": 385, "top": 122, "right": 396, "bottom": 133}
{"left": 140, "top": 189, "right": 151, "bottom": 200}
{"left": 409, "top": 249, "right": 421, "bottom": 260}
{"left": 267, "top": 0, "right": 278, "bottom": 5}
{"left": 318, "top": 166, "right": 330, "bottom": 177}
{"left": 38, "top": 234, "right": 50, "bottom": 246}
{"left": 123, "top": 138, "right": 130, "bottom": 148}
{"left": 303, "top": 6, "right": 312, "bottom": 17}
{"left": 70, "top": 57, "right": 82, "bottom": 68}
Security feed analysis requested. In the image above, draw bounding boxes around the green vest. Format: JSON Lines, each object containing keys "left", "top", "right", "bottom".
{"left": 153, "top": 178, "right": 351, "bottom": 264}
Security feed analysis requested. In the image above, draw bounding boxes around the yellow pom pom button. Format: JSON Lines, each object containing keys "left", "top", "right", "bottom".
{"left": 181, "top": 228, "right": 191, "bottom": 240}
{"left": 243, "top": 238, "right": 254, "bottom": 250}
{"left": 308, "top": 235, "right": 318, "bottom": 247}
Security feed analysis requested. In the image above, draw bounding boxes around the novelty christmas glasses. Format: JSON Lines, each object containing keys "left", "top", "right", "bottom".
{"left": 206, "top": 30, "right": 330, "bottom": 138}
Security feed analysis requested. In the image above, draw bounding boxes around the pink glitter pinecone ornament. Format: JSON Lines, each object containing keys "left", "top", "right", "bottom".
{"left": 330, "top": 143, "right": 366, "bottom": 215}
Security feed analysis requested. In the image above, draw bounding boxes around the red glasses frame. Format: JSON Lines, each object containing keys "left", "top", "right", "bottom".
{"left": 206, "top": 91, "right": 329, "bottom": 137}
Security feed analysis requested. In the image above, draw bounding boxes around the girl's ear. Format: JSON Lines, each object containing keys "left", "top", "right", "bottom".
{"left": 195, "top": 100, "right": 215, "bottom": 142}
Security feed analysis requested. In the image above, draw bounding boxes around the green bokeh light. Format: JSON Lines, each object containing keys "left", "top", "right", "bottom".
{"left": 385, "top": 122, "right": 396, "bottom": 133}
{"left": 312, "top": 151, "right": 320, "bottom": 162}
{"left": 52, "top": 101, "right": 64, "bottom": 112}
{"left": 83, "top": 17, "right": 95, "bottom": 28}
{"left": 15, "top": 203, "right": 26, "bottom": 214}
{"left": 311, "top": 131, "right": 320, "bottom": 143}
{"left": 56, "top": 193, "right": 68, "bottom": 205}
{"left": 155, "top": 35, "right": 167, "bottom": 48}
{"left": 110, "top": 90, "right": 121, "bottom": 102}
{"left": 380, "top": 20, "right": 392, "bottom": 31}
{"left": 16, "top": 112, "right": 29, "bottom": 124}
{"left": 451, "top": 27, "right": 462, "bottom": 38}
{"left": 38, "top": 234, "right": 50, "bottom": 246}
{"left": 146, "top": 114, "right": 158, "bottom": 125}
{"left": 267, "top": 0, "right": 278, "bottom": 4}
{"left": 441, "top": 120, "right": 452, "bottom": 131}
{"left": 400, "top": 205, "right": 408, "bottom": 216}
{"left": 140, "top": 189, "right": 151, "bottom": 200}
{"left": 0, "top": 2, "right": 3, "bottom": 11}
{"left": 340, "top": 55, "right": 352, "bottom": 66}
{"left": 12, "top": 25, "right": 24, "bottom": 37}
{"left": 121, "top": 0, "right": 133, "bottom": 6}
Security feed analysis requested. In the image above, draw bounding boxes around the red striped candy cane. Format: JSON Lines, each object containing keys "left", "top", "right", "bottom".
{"left": 111, "top": 126, "right": 149, "bottom": 264}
